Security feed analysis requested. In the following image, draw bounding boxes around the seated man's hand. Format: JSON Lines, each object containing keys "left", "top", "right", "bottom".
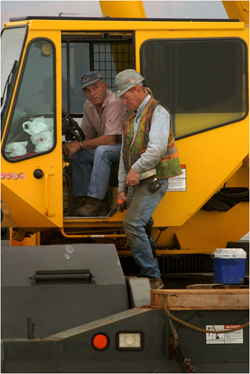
{"left": 62, "top": 140, "right": 80, "bottom": 158}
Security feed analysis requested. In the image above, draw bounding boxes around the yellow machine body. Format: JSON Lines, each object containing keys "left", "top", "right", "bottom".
{"left": 1, "top": 5, "right": 249, "bottom": 253}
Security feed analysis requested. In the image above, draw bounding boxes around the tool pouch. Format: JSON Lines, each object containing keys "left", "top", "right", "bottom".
{"left": 148, "top": 178, "right": 162, "bottom": 193}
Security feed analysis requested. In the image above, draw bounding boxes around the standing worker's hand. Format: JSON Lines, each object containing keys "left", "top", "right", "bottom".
{"left": 117, "top": 192, "right": 126, "bottom": 205}
{"left": 117, "top": 192, "right": 127, "bottom": 212}
{"left": 126, "top": 168, "right": 140, "bottom": 186}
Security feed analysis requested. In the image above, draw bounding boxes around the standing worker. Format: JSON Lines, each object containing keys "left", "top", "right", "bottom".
{"left": 63, "top": 71, "right": 127, "bottom": 217}
{"left": 114, "top": 69, "right": 182, "bottom": 289}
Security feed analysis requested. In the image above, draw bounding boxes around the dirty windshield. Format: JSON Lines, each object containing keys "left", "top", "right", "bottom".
{"left": 1, "top": 27, "right": 26, "bottom": 128}
{"left": 2, "top": 34, "right": 56, "bottom": 161}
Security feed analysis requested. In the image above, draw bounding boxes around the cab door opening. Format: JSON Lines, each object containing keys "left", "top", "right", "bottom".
{"left": 61, "top": 32, "right": 134, "bottom": 218}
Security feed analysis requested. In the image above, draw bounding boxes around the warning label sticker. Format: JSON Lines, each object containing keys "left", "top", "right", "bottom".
{"left": 167, "top": 165, "right": 186, "bottom": 192}
{"left": 224, "top": 325, "right": 244, "bottom": 344}
{"left": 206, "top": 325, "right": 243, "bottom": 344}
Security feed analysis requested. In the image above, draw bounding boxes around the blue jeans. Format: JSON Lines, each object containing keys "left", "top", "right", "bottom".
{"left": 72, "top": 144, "right": 121, "bottom": 200}
{"left": 124, "top": 178, "right": 168, "bottom": 280}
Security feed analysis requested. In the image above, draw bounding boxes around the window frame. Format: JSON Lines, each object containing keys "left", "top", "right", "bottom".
{"left": 1, "top": 25, "right": 28, "bottom": 134}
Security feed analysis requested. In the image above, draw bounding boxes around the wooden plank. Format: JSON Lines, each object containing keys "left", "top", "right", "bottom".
{"left": 186, "top": 284, "right": 225, "bottom": 289}
{"left": 186, "top": 284, "right": 249, "bottom": 289}
{"left": 151, "top": 289, "right": 249, "bottom": 310}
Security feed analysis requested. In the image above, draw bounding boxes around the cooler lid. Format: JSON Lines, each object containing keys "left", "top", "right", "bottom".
{"left": 211, "top": 248, "right": 247, "bottom": 259}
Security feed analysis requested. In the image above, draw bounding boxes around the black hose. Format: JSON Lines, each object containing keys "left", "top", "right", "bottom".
{"left": 202, "top": 189, "right": 249, "bottom": 212}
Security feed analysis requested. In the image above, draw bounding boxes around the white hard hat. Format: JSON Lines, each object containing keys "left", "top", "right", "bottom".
{"left": 114, "top": 69, "right": 145, "bottom": 97}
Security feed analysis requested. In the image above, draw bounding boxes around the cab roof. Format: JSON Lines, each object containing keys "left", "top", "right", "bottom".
{"left": 9, "top": 16, "right": 238, "bottom": 23}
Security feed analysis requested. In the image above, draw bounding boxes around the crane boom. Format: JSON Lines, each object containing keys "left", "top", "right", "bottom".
{"left": 101, "top": 0, "right": 249, "bottom": 24}
{"left": 223, "top": 1, "right": 249, "bottom": 23}
{"left": 99, "top": 1, "right": 146, "bottom": 18}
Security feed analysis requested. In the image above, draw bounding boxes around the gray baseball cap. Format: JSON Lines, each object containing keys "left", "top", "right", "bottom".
{"left": 79, "top": 71, "right": 103, "bottom": 90}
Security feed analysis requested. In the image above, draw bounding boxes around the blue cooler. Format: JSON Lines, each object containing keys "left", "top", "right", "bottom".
{"left": 212, "top": 248, "right": 247, "bottom": 285}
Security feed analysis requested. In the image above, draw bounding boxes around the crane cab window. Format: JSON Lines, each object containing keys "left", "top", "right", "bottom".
{"left": 141, "top": 38, "right": 248, "bottom": 139}
{"left": 61, "top": 33, "right": 133, "bottom": 117}
{"left": 2, "top": 39, "right": 56, "bottom": 161}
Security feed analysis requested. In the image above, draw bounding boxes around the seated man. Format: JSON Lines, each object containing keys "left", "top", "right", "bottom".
{"left": 63, "top": 71, "right": 127, "bottom": 217}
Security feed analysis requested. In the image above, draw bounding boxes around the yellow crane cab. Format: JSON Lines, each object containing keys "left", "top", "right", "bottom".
{"left": 1, "top": 5, "right": 249, "bottom": 258}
